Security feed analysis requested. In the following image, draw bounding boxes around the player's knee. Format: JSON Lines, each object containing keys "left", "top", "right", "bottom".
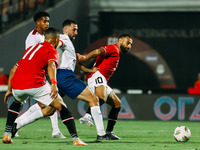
{"left": 42, "top": 106, "right": 56, "bottom": 117}
{"left": 115, "top": 99, "right": 121, "bottom": 108}
{"left": 38, "top": 102, "right": 46, "bottom": 109}
{"left": 98, "top": 95, "right": 106, "bottom": 102}
{"left": 93, "top": 95, "right": 99, "bottom": 105}
{"left": 89, "top": 94, "right": 99, "bottom": 107}
{"left": 55, "top": 103, "right": 62, "bottom": 111}
{"left": 49, "top": 98, "right": 63, "bottom": 111}
{"left": 95, "top": 91, "right": 107, "bottom": 102}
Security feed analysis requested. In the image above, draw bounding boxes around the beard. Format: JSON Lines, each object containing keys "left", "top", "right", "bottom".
{"left": 68, "top": 33, "right": 76, "bottom": 41}
{"left": 120, "top": 45, "right": 128, "bottom": 53}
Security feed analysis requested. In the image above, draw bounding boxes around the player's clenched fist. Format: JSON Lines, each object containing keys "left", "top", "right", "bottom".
{"left": 4, "top": 91, "right": 13, "bottom": 104}
{"left": 50, "top": 84, "right": 58, "bottom": 99}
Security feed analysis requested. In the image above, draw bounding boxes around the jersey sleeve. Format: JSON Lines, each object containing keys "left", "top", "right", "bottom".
{"left": 16, "top": 59, "right": 22, "bottom": 66}
{"left": 101, "top": 45, "right": 112, "bottom": 56}
{"left": 60, "top": 39, "right": 68, "bottom": 50}
{"left": 48, "top": 48, "right": 60, "bottom": 68}
{"left": 59, "top": 40, "right": 64, "bottom": 48}
{"left": 25, "top": 35, "right": 39, "bottom": 49}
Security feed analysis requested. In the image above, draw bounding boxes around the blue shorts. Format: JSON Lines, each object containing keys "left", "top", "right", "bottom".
{"left": 57, "top": 69, "right": 87, "bottom": 100}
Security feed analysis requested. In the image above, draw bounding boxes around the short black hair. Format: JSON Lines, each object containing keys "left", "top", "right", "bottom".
{"left": 118, "top": 34, "right": 132, "bottom": 40}
{"left": 44, "top": 27, "right": 59, "bottom": 37}
{"left": 34, "top": 11, "right": 50, "bottom": 22}
{"left": 62, "top": 19, "right": 77, "bottom": 28}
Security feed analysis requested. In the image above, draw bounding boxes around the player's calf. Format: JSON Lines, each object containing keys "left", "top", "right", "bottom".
{"left": 11, "top": 123, "right": 18, "bottom": 138}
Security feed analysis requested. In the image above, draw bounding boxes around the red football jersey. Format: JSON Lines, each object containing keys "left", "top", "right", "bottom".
{"left": 86, "top": 44, "right": 120, "bottom": 82}
{"left": 11, "top": 42, "right": 60, "bottom": 89}
{"left": 195, "top": 81, "right": 200, "bottom": 89}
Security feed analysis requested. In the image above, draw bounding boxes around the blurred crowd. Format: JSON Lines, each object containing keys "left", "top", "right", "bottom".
{"left": 0, "top": 67, "right": 8, "bottom": 85}
{"left": 0, "top": 0, "right": 60, "bottom": 33}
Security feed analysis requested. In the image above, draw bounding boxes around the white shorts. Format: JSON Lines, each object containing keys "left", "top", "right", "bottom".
{"left": 87, "top": 71, "right": 112, "bottom": 97}
{"left": 13, "top": 83, "right": 53, "bottom": 106}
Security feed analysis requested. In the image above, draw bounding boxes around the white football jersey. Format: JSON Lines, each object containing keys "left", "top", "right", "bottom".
{"left": 25, "top": 29, "right": 44, "bottom": 49}
{"left": 58, "top": 34, "right": 76, "bottom": 72}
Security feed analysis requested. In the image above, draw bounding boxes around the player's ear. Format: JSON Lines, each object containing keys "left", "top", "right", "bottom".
{"left": 118, "top": 38, "right": 122, "bottom": 44}
{"left": 55, "top": 37, "right": 59, "bottom": 47}
{"left": 63, "top": 26, "right": 68, "bottom": 33}
{"left": 36, "top": 20, "right": 41, "bottom": 26}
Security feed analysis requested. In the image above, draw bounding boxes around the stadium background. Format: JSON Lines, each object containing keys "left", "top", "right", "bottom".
{"left": 1, "top": 0, "right": 200, "bottom": 121}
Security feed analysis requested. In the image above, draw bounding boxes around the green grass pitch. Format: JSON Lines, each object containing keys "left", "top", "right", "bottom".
{"left": 0, "top": 118, "right": 200, "bottom": 150}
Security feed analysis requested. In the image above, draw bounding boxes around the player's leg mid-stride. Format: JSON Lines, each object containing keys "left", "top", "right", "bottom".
{"left": 2, "top": 89, "right": 87, "bottom": 145}
{"left": 79, "top": 84, "right": 122, "bottom": 140}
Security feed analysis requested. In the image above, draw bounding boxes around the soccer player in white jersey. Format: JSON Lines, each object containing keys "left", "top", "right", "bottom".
{"left": 14, "top": 11, "right": 66, "bottom": 139}
{"left": 25, "top": 11, "right": 48, "bottom": 49}
{"left": 9, "top": 19, "right": 107, "bottom": 140}
{"left": 56, "top": 19, "right": 107, "bottom": 140}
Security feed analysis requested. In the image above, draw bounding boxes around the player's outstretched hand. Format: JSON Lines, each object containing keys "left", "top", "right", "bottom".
{"left": 76, "top": 53, "right": 85, "bottom": 61}
{"left": 4, "top": 91, "right": 13, "bottom": 104}
{"left": 90, "top": 67, "right": 99, "bottom": 73}
{"left": 50, "top": 84, "right": 58, "bottom": 99}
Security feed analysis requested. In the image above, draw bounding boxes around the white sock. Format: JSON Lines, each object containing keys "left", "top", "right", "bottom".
{"left": 90, "top": 106, "right": 106, "bottom": 136}
{"left": 15, "top": 105, "right": 43, "bottom": 129}
{"left": 4, "top": 132, "right": 11, "bottom": 137}
{"left": 15, "top": 103, "right": 41, "bottom": 129}
{"left": 50, "top": 111, "right": 60, "bottom": 133}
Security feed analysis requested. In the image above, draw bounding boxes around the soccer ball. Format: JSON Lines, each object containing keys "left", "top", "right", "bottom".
{"left": 173, "top": 126, "right": 191, "bottom": 142}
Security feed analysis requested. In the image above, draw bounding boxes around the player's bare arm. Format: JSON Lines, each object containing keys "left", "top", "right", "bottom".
{"left": 4, "top": 65, "right": 18, "bottom": 104}
{"left": 47, "top": 60, "right": 58, "bottom": 99}
{"left": 76, "top": 48, "right": 106, "bottom": 62}
{"left": 76, "top": 62, "right": 98, "bottom": 73}
{"left": 56, "top": 40, "right": 63, "bottom": 49}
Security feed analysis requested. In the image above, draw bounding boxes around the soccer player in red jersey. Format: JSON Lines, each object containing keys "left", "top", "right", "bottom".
{"left": 78, "top": 34, "right": 133, "bottom": 140}
{"left": 2, "top": 28, "right": 86, "bottom": 145}
{"left": 19, "top": 11, "right": 66, "bottom": 139}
